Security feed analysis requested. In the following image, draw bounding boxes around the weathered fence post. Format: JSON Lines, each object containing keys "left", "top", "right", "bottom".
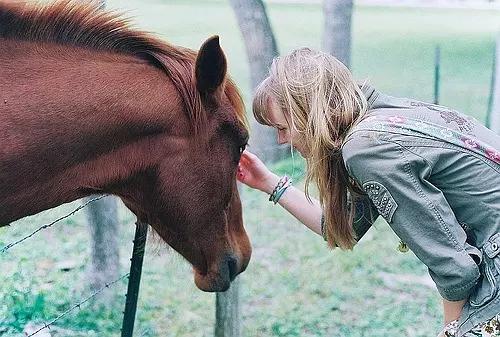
{"left": 434, "top": 45, "right": 441, "bottom": 104}
{"left": 214, "top": 184, "right": 244, "bottom": 337}
{"left": 121, "top": 221, "right": 148, "bottom": 337}
{"left": 486, "top": 33, "right": 500, "bottom": 131}
{"left": 215, "top": 277, "right": 241, "bottom": 337}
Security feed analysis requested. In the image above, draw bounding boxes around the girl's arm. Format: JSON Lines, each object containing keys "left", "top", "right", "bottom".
{"left": 443, "top": 298, "right": 466, "bottom": 325}
{"left": 237, "top": 150, "right": 377, "bottom": 241}
{"left": 238, "top": 150, "right": 323, "bottom": 235}
{"left": 256, "top": 171, "right": 324, "bottom": 236}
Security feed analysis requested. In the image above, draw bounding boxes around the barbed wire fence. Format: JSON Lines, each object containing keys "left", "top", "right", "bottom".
{"left": 1, "top": 195, "right": 106, "bottom": 254}
{"left": 0, "top": 195, "right": 148, "bottom": 337}
{"left": 24, "top": 274, "right": 130, "bottom": 337}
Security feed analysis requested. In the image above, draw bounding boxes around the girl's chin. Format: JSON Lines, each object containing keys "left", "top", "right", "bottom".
{"left": 293, "top": 147, "right": 309, "bottom": 158}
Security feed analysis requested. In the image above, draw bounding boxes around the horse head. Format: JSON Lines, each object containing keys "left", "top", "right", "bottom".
{"left": 118, "top": 36, "right": 251, "bottom": 292}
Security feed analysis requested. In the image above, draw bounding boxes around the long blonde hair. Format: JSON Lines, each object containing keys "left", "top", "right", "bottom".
{"left": 253, "top": 48, "right": 368, "bottom": 250}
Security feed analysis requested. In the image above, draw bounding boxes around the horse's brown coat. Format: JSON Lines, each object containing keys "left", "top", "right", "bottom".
{"left": 0, "top": 0, "right": 250, "bottom": 292}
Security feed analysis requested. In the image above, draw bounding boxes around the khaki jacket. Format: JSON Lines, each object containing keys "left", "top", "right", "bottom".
{"left": 340, "top": 85, "right": 500, "bottom": 335}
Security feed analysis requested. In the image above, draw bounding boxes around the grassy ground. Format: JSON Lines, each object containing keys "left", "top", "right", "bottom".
{"left": 1, "top": 1, "right": 499, "bottom": 336}
{"left": 0, "top": 176, "right": 441, "bottom": 337}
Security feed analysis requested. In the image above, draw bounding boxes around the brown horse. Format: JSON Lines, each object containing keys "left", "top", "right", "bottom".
{"left": 0, "top": 0, "right": 251, "bottom": 292}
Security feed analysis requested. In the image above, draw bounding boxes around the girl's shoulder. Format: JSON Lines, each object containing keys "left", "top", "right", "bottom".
{"left": 341, "top": 123, "right": 401, "bottom": 180}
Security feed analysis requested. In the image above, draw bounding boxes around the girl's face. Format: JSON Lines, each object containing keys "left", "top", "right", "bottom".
{"left": 267, "top": 97, "right": 307, "bottom": 156}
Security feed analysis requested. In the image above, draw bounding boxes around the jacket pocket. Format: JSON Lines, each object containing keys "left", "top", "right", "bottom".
{"left": 469, "top": 233, "right": 500, "bottom": 307}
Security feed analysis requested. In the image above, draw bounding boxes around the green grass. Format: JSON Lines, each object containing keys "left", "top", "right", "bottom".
{"left": 105, "top": 0, "right": 498, "bottom": 120}
{"left": 1, "top": 1, "right": 499, "bottom": 336}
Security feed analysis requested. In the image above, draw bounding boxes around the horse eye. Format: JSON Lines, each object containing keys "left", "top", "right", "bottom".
{"left": 239, "top": 144, "right": 247, "bottom": 154}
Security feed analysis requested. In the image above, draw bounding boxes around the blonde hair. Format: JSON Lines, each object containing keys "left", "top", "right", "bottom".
{"left": 253, "top": 48, "right": 368, "bottom": 250}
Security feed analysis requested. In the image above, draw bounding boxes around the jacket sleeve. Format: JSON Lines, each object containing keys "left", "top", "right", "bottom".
{"left": 342, "top": 133, "right": 481, "bottom": 301}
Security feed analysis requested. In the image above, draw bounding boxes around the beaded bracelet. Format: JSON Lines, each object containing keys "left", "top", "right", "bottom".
{"left": 273, "top": 179, "right": 292, "bottom": 203}
{"left": 268, "top": 175, "right": 288, "bottom": 202}
{"left": 268, "top": 175, "right": 292, "bottom": 204}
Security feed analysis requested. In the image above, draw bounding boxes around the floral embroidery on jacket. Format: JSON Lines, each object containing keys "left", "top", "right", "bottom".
{"left": 361, "top": 115, "right": 500, "bottom": 165}
{"left": 409, "top": 101, "right": 474, "bottom": 133}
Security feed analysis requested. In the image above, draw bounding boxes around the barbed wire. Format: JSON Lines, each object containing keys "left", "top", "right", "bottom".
{"left": 0, "top": 195, "right": 108, "bottom": 254}
{"left": 27, "top": 273, "right": 130, "bottom": 337}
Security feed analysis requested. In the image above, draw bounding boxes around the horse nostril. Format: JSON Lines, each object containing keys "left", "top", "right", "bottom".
{"left": 227, "top": 255, "right": 238, "bottom": 281}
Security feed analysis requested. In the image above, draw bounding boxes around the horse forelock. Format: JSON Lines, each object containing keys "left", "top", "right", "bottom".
{"left": 225, "top": 78, "right": 248, "bottom": 132}
{"left": 0, "top": 0, "right": 247, "bottom": 135}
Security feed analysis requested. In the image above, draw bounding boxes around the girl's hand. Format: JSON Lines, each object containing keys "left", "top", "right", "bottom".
{"left": 237, "top": 150, "right": 279, "bottom": 194}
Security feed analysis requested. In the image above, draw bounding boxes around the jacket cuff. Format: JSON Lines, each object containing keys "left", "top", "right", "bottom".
{"left": 431, "top": 263, "right": 480, "bottom": 301}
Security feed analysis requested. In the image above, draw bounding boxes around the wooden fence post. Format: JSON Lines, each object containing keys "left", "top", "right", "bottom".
{"left": 487, "top": 33, "right": 500, "bottom": 131}
{"left": 214, "top": 184, "right": 244, "bottom": 337}
{"left": 434, "top": 45, "right": 441, "bottom": 105}
{"left": 215, "top": 277, "right": 241, "bottom": 337}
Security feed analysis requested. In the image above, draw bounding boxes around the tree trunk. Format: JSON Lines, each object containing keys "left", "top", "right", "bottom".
{"left": 83, "top": 0, "right": 120, "bottom": 305}
{"left": 487, "top": 33, "right": 500, "bottom": 133}
{"left": 84, "top": 195, "right": 120, "bottom": 302}
{"left": 322, "top": 0, "right": 354, "bottom": 69}
{"left": 229, "top": 0, "right": 287, "bottom": 163}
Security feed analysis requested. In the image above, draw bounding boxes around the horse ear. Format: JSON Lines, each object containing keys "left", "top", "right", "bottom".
{"left": 195, "top": 35, "right": 227, "bottom": 96}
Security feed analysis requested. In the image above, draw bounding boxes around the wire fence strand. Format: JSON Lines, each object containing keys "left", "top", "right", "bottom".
{"left": 1, "top": 195, "right": 108, "bottom": 254}
{"left": 27, "top": 273, "right": 130, "bottom": 337}
{"left": 1, "top": 194, "right": 136, "bottom": 336}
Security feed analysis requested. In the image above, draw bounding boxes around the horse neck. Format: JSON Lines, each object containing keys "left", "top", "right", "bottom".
{"left": 0, "top": 40, "right": 189, "bottom": 225}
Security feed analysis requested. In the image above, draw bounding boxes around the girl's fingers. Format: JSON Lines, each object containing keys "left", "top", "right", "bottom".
{"left": 238, "top": 159, "right": 249, "bottom": 170}
{"left": 242, "top": 151, "right": 261, "bottom": 167}
{"left": 243, "top": 150, "right": 258, "bottom": 160}
{"left": 240, "top": 155, "right": 254, "bottom": 168}
{"left": 237, "top": 163, "right": 248, "bottom": 177}
{"left": 240, "top": 152, "right": 251, "bottom": 162}
{"left": 237, "top": 169, "right": 247, "bottom": 182}
{"left": 239, "top": 155, "right": 249, "bottom": 165}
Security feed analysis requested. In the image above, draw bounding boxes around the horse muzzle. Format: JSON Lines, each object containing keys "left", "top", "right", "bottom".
{"left": 193, "top": 252, "right": 249, "bottom": 292}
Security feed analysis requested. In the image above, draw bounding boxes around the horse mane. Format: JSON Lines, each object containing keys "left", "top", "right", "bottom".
{"left": 0, "top": 0, "right": 247, "bottom": 132}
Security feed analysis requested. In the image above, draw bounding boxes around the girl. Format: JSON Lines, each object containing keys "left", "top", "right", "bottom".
{"left": 237, "top": 48, "right": 500, "bottom": 336}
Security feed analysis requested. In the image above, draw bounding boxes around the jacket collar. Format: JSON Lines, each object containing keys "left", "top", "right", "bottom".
{"left": 360, "top": 83, "right": 380, "bottom": 110}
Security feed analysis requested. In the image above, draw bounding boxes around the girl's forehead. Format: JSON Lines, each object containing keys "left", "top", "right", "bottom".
{"left": 267, "top": 99, "right": 288, "bottom": 126}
